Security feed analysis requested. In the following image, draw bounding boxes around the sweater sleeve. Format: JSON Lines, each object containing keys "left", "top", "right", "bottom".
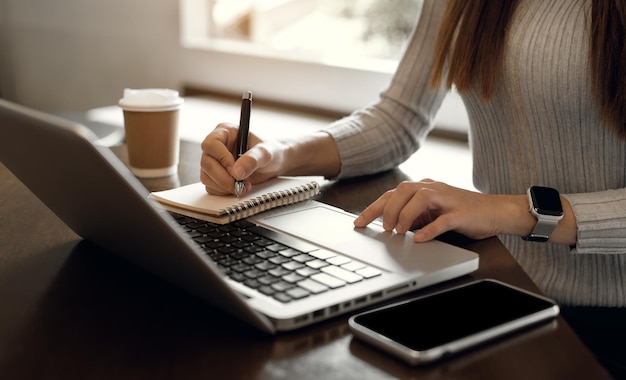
{"left": 322, "top": 0, "right": 449, "bottom": 179}
{"left": 563, "top": 189, "right": 626, "bottom": 254}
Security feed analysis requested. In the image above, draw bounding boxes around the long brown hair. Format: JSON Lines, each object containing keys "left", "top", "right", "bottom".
{"left": 430, "top": 0, "right": 626, "bottom": 138}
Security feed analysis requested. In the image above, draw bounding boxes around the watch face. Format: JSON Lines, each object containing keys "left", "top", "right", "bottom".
{"left": 530, "top": 186, "right": 563, "bottom": 216}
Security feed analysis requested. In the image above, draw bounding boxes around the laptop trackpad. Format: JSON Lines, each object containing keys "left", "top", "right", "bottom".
{"left": 256, "top": 205, "right": 470, "bottom": 274}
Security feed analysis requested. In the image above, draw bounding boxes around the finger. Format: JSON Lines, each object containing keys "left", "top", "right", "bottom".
{"left": 393, "top": 186, "right": 440, "bottom": 234}
{"left": 200, "top": 125, "right": 241, "bottom": 195}
{"left": 200, "top": 164, "right": 234, "bottom": 195}
{"left": 201, "top": 123, "right": 238, "bottom": 149}
{"left": 354, "top": 191, "right": 391, "bottom": 228}
{"left": 231, "top": 141, "right": 279, "bottom": 180}
{"left": 231, "top": 152, "right": 259, "bottom": 180}
{"left": 413, "top": 214, "right": 456, "bottom": 242}
{"left": 202, "top": 134, "right": 237, "bottom": 171}
{"left": 381, "top": 182, "right": 427, "bottom": 233}
{"left": 200, "top": 152, "right": 238, "bottom": 195}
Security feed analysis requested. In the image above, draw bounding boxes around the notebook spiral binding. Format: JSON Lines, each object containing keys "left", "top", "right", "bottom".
{"left": 224, "top": 181, "right": 320, "bottom": 223}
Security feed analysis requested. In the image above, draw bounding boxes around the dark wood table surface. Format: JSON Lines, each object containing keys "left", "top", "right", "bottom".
{"left": 0, "top": 139, "right": 610, "bottom": 379}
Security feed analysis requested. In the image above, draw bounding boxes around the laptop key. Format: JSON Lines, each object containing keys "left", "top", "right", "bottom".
{"left": 321, "top": 266, "right": 363, "bottom": 284}
{"left": 217, "top": 257, "right": 238, "bottom": 268}
{"left": 309, "top": 249, "right": 336, "bottom": 260}
{"left": 282, "top": 273, "right": 305, "bottom": 284}
{"left": 286, "top": 287, "right": 310, "bottom": 300}
{"left": 269, "top": 256, "right": 290, "bottom": 265}
{"left": 268, "top": 267, "right": 292, "bottom": 277}
{"left": 282, "top": 261, "right": 304, "bottom": 271}
{"left": 244, "top": 279, "right": 262, "bottom": 289}
{"left": 311, "top": 273, "right": 346, "bottom": 289}
{"left": 218, "top": 247, "right": 238, "bottom": 257}
{"left": 326, "top": 256, "right": 352, "bottom": 266}
{"left": 255, "top": 261, "right": 277, "bottom": 271}
{"left": 230, "top": 251, "right": 250, "bottom": 260}
{"left": 232, "top": 240, "right": 252, "bottom": 249}
{"left": 253, "top": 238, "right": 275, "bottom": 247}
{"left": 258, "top": 275, "right": 279, "bottom": 285}
{"left": 194, "top": 233, "right": 213, "bottom": 244}
{"left": 296, "top": 266, "right": 319, "bottom": 277}
{"left": 258, "top": 285, "right": 276, "bottom": 296}
{"left": 244, "top": 269, "right": 265, "bottom": 279}
{"left": 306, "top": 259, "right": 328, "bottom": 269}
{"left": 273, "top": 293, "right": 292, "bottom": 303}
{"left": 231, "top": 263, "right": 252, "bottom": 273}
{"left": 341, "top": 261, "right": 366, "bottom": 272}
{"left": 298, "top": 278, "right": 328, "bottom": 294}
{"left": 229, "top": 272, "right": 246, "bottom": 283}
{"left": 272, "top": 281, "right": 295, "bottom": 292}
{"left": 242, "top": 256, "right": 263, "bottom": 266}
{"left": 293, "top": 253, "right": 315, "bottom": 263}
{"left": 206, "top": 240, "right": 225, "bottom": 249}
{"left": 266, "top": 243, "right": 288, "bottom": 252}
{"left": 278, "top": 248, "right": 302, "bottom": 258}
{"left": 256, "top": 250, "right": 277, "bottom": 259}
{"left": 248, "top": 225, "right": 318, "bottom": 253}
{"left": 196, "top": 226, "right": 214, "bottom": 234}
{"left": 187, "top": 221, "right": 207, "bottom": 229}
{"left": 356, "top": 267, "right": 382, "bottom": 279}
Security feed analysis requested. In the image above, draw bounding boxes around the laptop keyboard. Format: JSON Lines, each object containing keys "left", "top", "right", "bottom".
{"left": 170, "top": 212, "right": 382, "bottom": 303}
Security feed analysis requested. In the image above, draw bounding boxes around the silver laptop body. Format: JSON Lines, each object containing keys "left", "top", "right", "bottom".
{"left": 0, "top": 99, "right": 478, "bottom": 333}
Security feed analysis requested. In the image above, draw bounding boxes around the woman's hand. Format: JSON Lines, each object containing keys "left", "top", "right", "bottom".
{"left": 200, "top": 123, "right": 287, "bottom": 196}
{"left": 354, "top": 179, "right": 532, "bottom": 242}
{"left": 200, "top": 124, "right": 342, "bottom": 196}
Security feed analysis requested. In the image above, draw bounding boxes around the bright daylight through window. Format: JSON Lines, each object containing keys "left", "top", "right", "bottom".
{"left": 180, "top": 0, "right": 467, "bottom": 135}
{"left": 206, "top": 0, "right": 422, "bottom": 69}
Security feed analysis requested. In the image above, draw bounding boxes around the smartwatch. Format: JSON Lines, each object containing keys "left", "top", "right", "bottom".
{"left": 523, "top": 186, "right": 564, "bottom": 242}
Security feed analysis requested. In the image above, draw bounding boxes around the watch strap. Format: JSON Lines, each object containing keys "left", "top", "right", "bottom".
{"left": 523, "top": 218, "right": 559, "bottom": 242}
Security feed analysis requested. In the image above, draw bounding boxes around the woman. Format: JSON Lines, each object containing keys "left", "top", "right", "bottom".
{"left": 201, "top": 1, "right": 626, "bottom": 375}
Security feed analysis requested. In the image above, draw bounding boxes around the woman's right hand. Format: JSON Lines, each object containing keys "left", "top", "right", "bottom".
{"left": 200, "top": 123, "right": 288, "bottom": 196}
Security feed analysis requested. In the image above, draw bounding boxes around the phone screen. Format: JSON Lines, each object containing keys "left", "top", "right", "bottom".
{"left": 350, "top": 280, "right": 558, "bottom": 355}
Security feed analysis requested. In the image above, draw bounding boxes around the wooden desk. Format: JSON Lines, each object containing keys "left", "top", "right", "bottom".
{"left": 0, "top": 139, "right": 609, "bottom": 379}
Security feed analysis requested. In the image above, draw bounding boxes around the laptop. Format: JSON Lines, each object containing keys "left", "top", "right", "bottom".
{"left": 0, "top": 99, "right": 478, "bottom": 334}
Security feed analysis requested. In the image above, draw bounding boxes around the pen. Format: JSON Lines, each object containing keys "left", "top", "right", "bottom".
{"left": 235, "top": 91, "right": 252, "bottom": 197}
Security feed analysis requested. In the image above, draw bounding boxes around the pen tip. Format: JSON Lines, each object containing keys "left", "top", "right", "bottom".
{"left": 235, "top": 181, "right": 245, "bottom": 197}
{"left": 243, "top": 91, "right": 252, "bottom": 101}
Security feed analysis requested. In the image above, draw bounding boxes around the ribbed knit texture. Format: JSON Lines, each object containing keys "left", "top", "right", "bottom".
{"left": 324, "top": 0, "right": 626, "bottom": 306}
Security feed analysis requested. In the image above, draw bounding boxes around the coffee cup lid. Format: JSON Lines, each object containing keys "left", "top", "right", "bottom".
{"left": 118, "top": 88, "right": 184, "bottom": 112}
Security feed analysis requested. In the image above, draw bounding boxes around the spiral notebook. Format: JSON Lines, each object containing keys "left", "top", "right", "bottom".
{"left": 149, "top": 177, "right": 320, "bottom": 224}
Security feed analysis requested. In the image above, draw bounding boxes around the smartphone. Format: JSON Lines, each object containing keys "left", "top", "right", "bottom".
{"left": 348, "top": 279, "right": 559, "bottom": 366}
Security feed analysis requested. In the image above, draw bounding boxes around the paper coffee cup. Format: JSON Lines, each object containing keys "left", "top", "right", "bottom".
{"left": 118, "top": 88, "right": 184, "bottom": 178}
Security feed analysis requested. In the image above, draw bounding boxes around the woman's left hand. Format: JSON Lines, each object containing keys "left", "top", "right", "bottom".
{"left": 353, "top": 179, "right": 527, "bottom": 242}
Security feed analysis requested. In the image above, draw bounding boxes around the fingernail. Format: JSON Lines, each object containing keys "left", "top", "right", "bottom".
{"left": 233, "top": 166, "right": 245, "bottom": 180}
{"left": 354, "top": 215, "right": 363, "bottom": 226}
{"left": 413, "top": 231, "right": 425, "bottom": 242}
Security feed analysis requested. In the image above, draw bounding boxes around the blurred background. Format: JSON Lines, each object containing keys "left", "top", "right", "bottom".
{"left": 1, "top": 0, "right": 467, "bottom": 137}
{"left": 0, "top": 0, "right": 472, "bottom": 195}
{"left": 0, "top": 0, "right": 421, "bottom": 112}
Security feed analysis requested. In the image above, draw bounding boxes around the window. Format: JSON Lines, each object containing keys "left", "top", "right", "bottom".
{"left": 205, "top": 0, "right": 421, "bottom": 67}
{"left": 179, "top": 0, "right": 468, "bottom": 135}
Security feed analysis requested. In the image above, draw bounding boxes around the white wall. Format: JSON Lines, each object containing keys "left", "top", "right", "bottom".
{"left": 0, "top": 0, "right": 182, "bottom": 112}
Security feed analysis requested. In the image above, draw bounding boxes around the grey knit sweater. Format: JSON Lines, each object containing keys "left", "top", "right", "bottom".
{"left": 323, "top": 0, "right": 626, "bottom": 306}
